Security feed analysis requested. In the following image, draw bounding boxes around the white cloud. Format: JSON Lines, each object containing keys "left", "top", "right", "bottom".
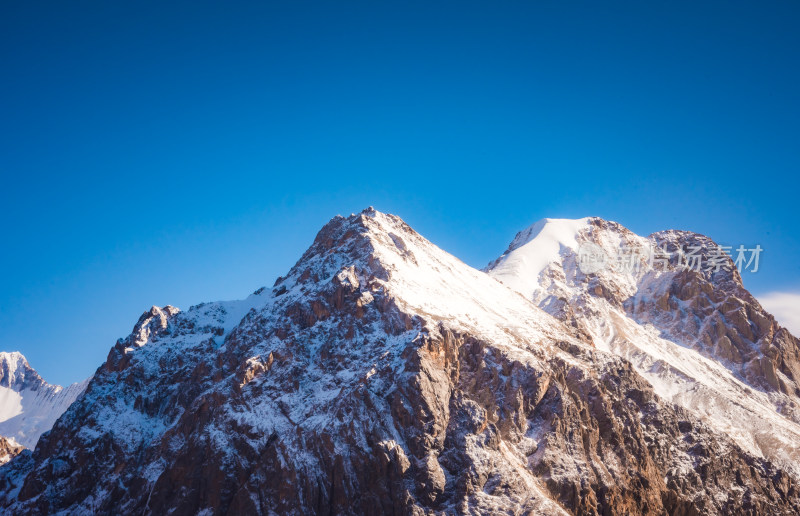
{"left": 758, "top": 292, "right": 800, "bottom": 337}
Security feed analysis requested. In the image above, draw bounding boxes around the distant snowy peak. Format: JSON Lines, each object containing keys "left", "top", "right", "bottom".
{"left": 0, "top": 352, "right": 46, "bottom": 392}
{"left": 0, "top": 352, "right": 89, "bottom": 449}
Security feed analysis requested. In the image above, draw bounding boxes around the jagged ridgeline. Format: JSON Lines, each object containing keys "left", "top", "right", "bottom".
{"left": 1, "top": 208, "right": 799, "bottom": 515}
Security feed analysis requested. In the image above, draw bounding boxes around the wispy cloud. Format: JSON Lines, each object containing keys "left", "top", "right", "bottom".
{"left": 758, "top": 292, "right": 800, "bottom": 337}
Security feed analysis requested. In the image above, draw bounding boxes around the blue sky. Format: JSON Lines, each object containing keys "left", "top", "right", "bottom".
{"left": 1, "top": 1, "right": 798, "bottom": 385}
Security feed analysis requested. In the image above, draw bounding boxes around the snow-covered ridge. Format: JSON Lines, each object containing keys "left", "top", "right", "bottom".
{"left": 0, "top": 352, "right": 89, "bottom": 448}
{"left": 486, "top": 217, "right": 594, "bottom": 299}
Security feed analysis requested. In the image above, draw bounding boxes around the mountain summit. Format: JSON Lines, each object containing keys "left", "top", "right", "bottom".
{"left": 1, "top": 209, "right": 799, "bottom": 515}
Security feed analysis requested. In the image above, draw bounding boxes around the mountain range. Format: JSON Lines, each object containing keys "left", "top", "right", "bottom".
{"left": 0, "top": 208, "right": 798, "bottom": 515}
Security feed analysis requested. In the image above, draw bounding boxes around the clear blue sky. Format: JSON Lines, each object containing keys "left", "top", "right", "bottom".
{"left": 1, "top": 1, "right": 798, "bottom": 385}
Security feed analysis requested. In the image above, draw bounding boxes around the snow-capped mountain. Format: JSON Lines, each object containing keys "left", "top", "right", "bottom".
{"left": 0, "top": 352, "right": 89, "bottom": 449}
{"left": 0, "top": 209, "right": 798, "bottom": 515}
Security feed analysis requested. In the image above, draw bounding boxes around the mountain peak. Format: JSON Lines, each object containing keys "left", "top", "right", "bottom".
{"left": 0, "top": 351, "right": 25, "bottom": 362}
{"left": 506, "top": 217, "right": 592, "bottom": 253}
{"left": 486, "top": 217, "right": 596, "bottom": 298}
{"left": 0, "top": 351, "right": 89, "bottom": 448}
{"left": 268, "top": 207, "right": 563, "bottom": 347}
{"left": 0, "top": 351, "right": 42, "bottom": 390}
{"left": 275, "top": 207, "right": 418, "bottom": 289}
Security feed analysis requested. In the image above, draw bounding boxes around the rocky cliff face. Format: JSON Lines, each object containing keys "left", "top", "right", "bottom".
{"left": 1, "top": 209, "right": 798, "bottom": 515}
{"left": 640, "top": 230, "right": 800, "bottom": 401}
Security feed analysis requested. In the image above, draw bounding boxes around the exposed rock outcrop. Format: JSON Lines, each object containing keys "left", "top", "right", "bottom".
{"left": 0, "top": 438, "right": 24, "bottom": 466}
